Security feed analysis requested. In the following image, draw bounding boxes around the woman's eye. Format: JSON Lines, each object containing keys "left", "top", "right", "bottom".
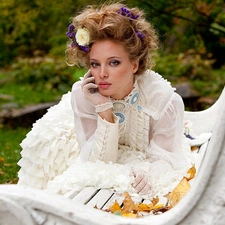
{"left": 90, "top": 62, "right": 99, "bottom": 67}
{"left": 110, "top": 60, "right": 120, "bottom": 66}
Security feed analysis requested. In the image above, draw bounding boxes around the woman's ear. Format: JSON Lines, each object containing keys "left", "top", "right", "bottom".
{"left": 132, "top": 60, "right": 139, "bottom": 73}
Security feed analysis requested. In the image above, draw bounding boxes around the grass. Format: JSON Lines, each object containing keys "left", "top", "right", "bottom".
{"left": 0, "top": 126, "right": 30, "bottom": 184}
{"left": 0, "top": 83, "right": 62, "bottom": 107}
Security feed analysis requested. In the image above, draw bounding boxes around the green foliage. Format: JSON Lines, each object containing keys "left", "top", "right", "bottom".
{"left": 0, "top": 59, "right": 86, "bottom": 108}
{"left": 155, "top": 50, "right": 223, "bottom": 98}
{"left": 12, "top": 57, "right": 75, "bottom": 92}
{"left": 0, "top": 126, "right": 29, "bottom": 184}
{"left": 155, "top": 49, "right": 215, "bottom": 80}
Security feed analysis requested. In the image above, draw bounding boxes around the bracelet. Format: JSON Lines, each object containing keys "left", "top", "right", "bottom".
{"left": 95, "top": 102, "right": 113, "bottom": 112}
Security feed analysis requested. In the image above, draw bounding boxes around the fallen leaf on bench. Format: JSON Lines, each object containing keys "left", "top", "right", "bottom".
{"left": 122, "top": 192, "right": 138, "bottom": 213}
{"left": 122, "top": 213, "right": 137, "bottom": 218}
{"left": 185, "top": 165, "right": 196, "bottom": 181}
{"left": 165, "top": 177, "right": 191, "bottom": 207}
{"left": 191, "top": 146, "right": 198, "bottom": 151}
{"left": 110, "top": 200, "right": 121, "bottom": 213}
{"left": 138, "top": 196, "right": 160, "bottom": 212}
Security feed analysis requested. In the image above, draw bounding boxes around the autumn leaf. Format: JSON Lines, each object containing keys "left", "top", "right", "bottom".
{"left": 109, "top": 200, "right": 121, "bottom": 213}
{"left": 151, "top": 196, "right": 159, "bottom": 206}
{"left": 138, "top": 196, "right": 160, "bottom": 212}
{"left": 165, "top": 178, "right": 191, "bottom": 207}
{"left": 152, "top": 205, "right": 171, "bottom": 214}
{"left": 185, "top": 165, "right": 196, "bottom": 181}
{"left": 152, "top": 204, "right": 165, "bottom": 210}
{"left": 122, "top": 192, "right": 138, "bottom": 213}
{"left": 138, "top": 203, "right": 152, "bottom": 212}
{"left": 122, "top": 213, "right": 137, "bottom": 218}
{"left": 191, "top": 146, "right": 198, "bottom": 151}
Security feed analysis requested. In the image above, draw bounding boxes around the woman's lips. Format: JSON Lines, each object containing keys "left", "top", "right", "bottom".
{"left": 98, "top": 82, "right": 112, "bottom": 89}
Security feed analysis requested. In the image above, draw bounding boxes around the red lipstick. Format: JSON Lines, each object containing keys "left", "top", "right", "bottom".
{"left": 98, "top": 82, "right": 112, "bottom": 89}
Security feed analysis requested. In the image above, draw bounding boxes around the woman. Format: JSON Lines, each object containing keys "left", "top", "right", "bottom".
{"left": 18, "top": 3, "right": 190, "bottom": 197}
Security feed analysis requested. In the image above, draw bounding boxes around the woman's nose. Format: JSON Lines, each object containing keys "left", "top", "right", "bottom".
{"left": 99, "top": 66, "right": 109, "bottom": 79}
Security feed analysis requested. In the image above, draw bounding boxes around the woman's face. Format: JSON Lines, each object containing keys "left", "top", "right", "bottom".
{"left": 89, "top": 39, "right": 139, "bottom": 100}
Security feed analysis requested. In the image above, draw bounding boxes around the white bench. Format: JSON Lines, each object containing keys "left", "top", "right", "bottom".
{"left": 0, "top": 87, "right": 224, "bottom": 225}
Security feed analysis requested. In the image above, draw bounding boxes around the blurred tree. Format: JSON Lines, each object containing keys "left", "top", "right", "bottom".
{"left": 0, "top": 0, "right": 224, "bottom": 69}
{"left": 133, "top": 0, "right": 225, "bottom": 68}
{"left": 0, "top": 0, "right": 104, "bottom": 66}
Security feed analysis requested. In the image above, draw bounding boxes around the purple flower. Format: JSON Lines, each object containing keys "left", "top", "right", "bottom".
{"left": 79, "top": 45, "right": 89, "bottom": 53}
{"left": 119, "top": 7, "right": 139, "bottom": 20}
{"left": 136, "top": 30, "right": 146, "bottom": 39}
{"left": 118, "top": 7, "right": 144, "bottom": 40}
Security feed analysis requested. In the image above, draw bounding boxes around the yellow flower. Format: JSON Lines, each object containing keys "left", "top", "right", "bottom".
{"left": 75, "top": 28, "right": 90, "bottom": 46}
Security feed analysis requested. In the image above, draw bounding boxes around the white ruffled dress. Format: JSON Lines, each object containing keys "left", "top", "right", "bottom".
{"left": 18, "top": 70, "right": 194, "bottom": 198}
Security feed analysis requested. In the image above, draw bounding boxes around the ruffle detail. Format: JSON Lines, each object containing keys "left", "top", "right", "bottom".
{"left": 139, "top": 70, "right": 175, "bottom": 120}
{"left": 17, "top": 92, "right": 80, "bottom": 189}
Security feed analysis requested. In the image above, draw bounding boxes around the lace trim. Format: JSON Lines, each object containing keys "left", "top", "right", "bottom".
{"left": 95, "top": 102, "right": 113, "bottom": 112}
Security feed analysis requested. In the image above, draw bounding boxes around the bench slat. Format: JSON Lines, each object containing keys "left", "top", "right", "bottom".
{"left": 86, "top": 189, "right": 115, "bottom": 208}
{"left": 72, "top": 187, "right": 99, "bottom": 204}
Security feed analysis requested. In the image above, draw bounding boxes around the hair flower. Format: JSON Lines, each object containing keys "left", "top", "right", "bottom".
{"left": 76, "top": 28, "right": 90, "bottom": 46}
{"left": 66, "top": 24, "right": 90, "bottom": 52}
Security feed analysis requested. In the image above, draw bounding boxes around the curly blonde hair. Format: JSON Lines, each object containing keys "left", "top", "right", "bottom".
{"left": 66, "top": 3, "right": 159, "bottom": 75}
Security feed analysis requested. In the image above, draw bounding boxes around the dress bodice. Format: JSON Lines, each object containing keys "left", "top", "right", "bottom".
{"left": 112, "top": 81, "right": 149, "bottom": 152}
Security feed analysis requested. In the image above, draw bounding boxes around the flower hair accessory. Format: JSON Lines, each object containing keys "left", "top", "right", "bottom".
{"left": 66, "top": 24, "right": 90, "bottom": 53}
{"left": 118, "top": 7, "right": 145, "bottom": 40}
{"left": 118, "top": 7, "right": 139, "bottom": 20}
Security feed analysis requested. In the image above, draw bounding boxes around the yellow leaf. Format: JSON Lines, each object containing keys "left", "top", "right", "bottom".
{"left": 109, "top": 200, "right": 121, "bottom": 213}
{"left": 165, "top": 178, "right": 191, "bottom": 207}
{"left": 138, "top": 203, "right": 153, "bottom": 212}
{"left": 122, "top": 213, "right": 137, "bottom": 218}
{"left": 185, "top": 165, "right": 196, "bottom": 181}
{"left": 138, "top": 197, "right": 160, "bottom": 212}
{"left": 152, "top": 204, "right": 164, "bottom": 209}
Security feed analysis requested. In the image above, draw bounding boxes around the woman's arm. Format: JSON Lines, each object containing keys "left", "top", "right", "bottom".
{"left": 147, "top": 93, "right": 187, "bottom": 170}
{"left": 71, "top": 81, "right": 119, "bottom": 163}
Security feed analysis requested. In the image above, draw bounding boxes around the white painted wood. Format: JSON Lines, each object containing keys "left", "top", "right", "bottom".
{"left": 86, "top": 189, "right": 114, "bottom": 208}
{"left": 72, "top": 187, "right": 99, "bottom": 204}
{"left": 101, "top": 193, "right": 124, "bottom": 210}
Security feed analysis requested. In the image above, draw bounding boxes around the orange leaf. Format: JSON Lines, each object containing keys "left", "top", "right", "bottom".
{"left": 191, "top": 146, "right": 198, "bottom": 151}
{"left": 122, "top": 192, "right": 138, "bottom": 213}
{"left": 109, "top": 200, "right": 121, "bottom": 213}
{"left": 165, "top": 178, "right": 191, "bottom": 207}
{"left": 138, "top": 203, "right": 153, "bottom": 212}
{"left": 138, "top": 196, "right": 160, "bottom": 212}
{"left": 185, "top": 165, "right": 196, "bottom": 181}
{"left": 151, "top": 196, "right": 159, "bottom": 206}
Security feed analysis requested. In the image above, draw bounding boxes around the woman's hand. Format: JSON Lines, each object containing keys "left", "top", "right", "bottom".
{"left": 82, "top": 70, "right": 113, "bottom": 112}
{"left": 131, "top": 170, "right": 152, "bottom": 195}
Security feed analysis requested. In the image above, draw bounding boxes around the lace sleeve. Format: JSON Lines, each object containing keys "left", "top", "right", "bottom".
{"left": 71, "top": 82, "right": 119, "bottom": 163}
{"left": 147, "top": 93, "right": 188, "bottom": 170}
